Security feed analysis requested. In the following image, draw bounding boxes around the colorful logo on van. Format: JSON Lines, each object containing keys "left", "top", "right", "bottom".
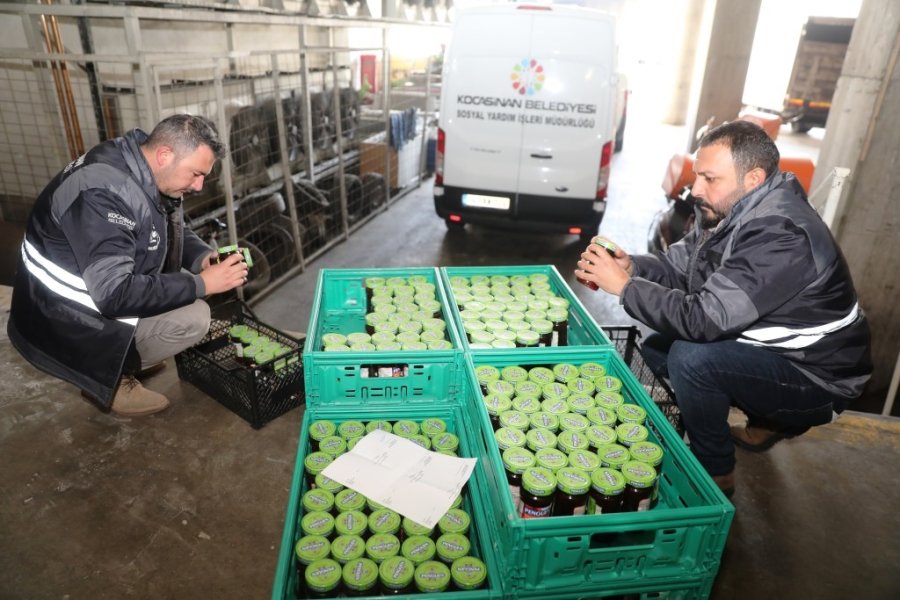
{"left": 511, "top": 59, "right": 544, "bottom": 96}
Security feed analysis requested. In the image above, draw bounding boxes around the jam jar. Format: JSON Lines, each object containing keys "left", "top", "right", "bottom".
{"left": 519, "top": 466, "right": 557, "bottom": 519}
{"left": 586, "top": 467, "right": 626, "bottom": 514}
{"left": 621, "top": 460, "right": 658, "bottom": 512}
{"left": 552, "top": 466, "right": 592, "bottom": 516}
{"left": 379, "top": 556, "right": 415, "bottom": 594}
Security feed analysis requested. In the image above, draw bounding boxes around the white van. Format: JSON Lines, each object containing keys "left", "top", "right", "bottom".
{"left": 434, "top": 4, "right": 621, "bottom": 241}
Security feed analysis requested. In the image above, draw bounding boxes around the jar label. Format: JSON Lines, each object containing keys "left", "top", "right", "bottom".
{"left": 521, "top": 502, "right": 552, "bottom": 519}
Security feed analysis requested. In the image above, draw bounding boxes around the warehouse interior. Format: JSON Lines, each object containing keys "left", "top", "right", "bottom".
{"left": 1, "top": 0, "right": 898, "bottom": 599}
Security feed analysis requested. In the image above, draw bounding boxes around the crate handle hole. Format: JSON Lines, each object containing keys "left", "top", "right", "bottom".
{"left": 360, "top": 364, "right": 410, "bottom": 378}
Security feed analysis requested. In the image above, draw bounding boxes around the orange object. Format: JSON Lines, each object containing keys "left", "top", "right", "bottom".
{"left": 737, "top": 110, "right": 783, "bottom": 140}
{"left": 661, "top": 153, "right": 814, "bottom": 196}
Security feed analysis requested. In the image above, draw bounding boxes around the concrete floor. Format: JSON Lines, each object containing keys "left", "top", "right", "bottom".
{"left": 2, "top": 116, "right": 898, "bottom": 599}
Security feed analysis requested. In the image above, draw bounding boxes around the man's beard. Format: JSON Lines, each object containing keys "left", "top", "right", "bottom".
{"left": 697, "top": 185, "right": 746, "bottom": 229}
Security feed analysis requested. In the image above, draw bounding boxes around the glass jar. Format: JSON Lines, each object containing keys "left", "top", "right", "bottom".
{"left": 568, "top": 448, "right": 601, "bottom": 474}
{"left": 436, "top": 533, "right": 470, "bottom": 564}
{"left": 525, "top": 428, "right": 557, "bottom": 453}
{"left": 546, "top": 307, "right": 569, "bottom": 347}
{"left": 531, "top": 319, "right": 554, "bottom": 347}
{"left": 335, "top": 510, "right": 368, "bottom": 538}
{"left": 541, "top": 381, "right": 571, "bottom": 403}
{"left": 552, "top": 363, "right": 580, "bottom": 384}
{"left": 474, "top": 365, "right": 501, "bottom": 394}
{"left": 629, "top": 441, "right": 664, "bottom": 508}
{"left": 529, "top": 411, "right": 560, "bottom": 433}
{"left": 596, "top": 375, "right": 623, "bottom": 394}
{"left": 303, "top": 558, "right": 342, "bottom": 598}
{"left": 499, "top": 409, "right": 530, "bottom": 432}
{"left": 420, "top": 417, "right": 447, "bottom": 438}
{"left": 300, "top": 511, "right": 335, "bottom": 539}
{"left": 586, "top": 467, "right": 626, "bottom": 515}
{"left": 552, "top": 466, "right": 592, "bottom": 516}
{"left": 567, "top": 394, "right": 595, "bottom": 416}
{"left": 393, "top": 420, "right": 419, "bottom": 437}
{"left": 558, "top": 412, "right": 590, "bottom": 433}
{"left": 314, "top": 473, "right": 344, "bottom": 496}
{"left": 483, "top": 393, "right": 513, "bottom": 431}
{"left": 503, "top": 446, "right": 536, "bottom": 513}
{"left": 294, "top": 535, "right": 331, "bottom": 598}
{"left": 407, "top": 434, "right": 431, "bottom": 450}
{"left": 501, "top": 365, "right": 529, "bottom": 384}
{"left": 487, "top": 379, "right": 516, "bottom": 398}
{"left": 335, "top": 488, "right": 367, "bottom": 514}
{"left": 304, "top": 452, "right": 332, "bottom": 488}
{"left": 557, "top": 429, "right": 590, "bottom": 454}
{"left": 494, "top": 427, "right": 527, "bottom": 451}
{"left": 368, "top": 508, "right": 402, "bottom": 537}
{"left": 585, "top": 424, "right": 619, "bottom": 452}
{"left": 450, "top": 556, "right": 488, "bottom": 591}
{"left": 621, "top": 461, "right": 658, "bottom": 512}
{"left": 515, "top": 329, "right": 541, "bottom": 348}
{"left": 586, "top": 406, "right": 617, "bottom": 428}
{"left": 598, "top": 443, "right": 632, "bottom": 470}
{"left": 617, "top": 403, "right": 648, "bottom": 425}
{"left": 615, "top": 423, "right": 650, "bottom": 448}
{"left": 342, "top": 557, "right": 379, "bottom": 597}
{"left": 520, "top": 467, "right": 557, "bottom": 519}
{"left": 302, "top": 488, "right": 335, "bottom": 515}
{"left": 318, "top": 435, "right": 347, "bottom": 459}
{"left": 512, "top": 396, "right": 542, "bottom": 416}
{"left": 366, "top": 420, "right": 393, "bottom": 434}
{"left": 438, "top": 508, "right": 470, "bottom": 537}
{"left": 379, "top": 556, "right": 416, "bottom": 595}
{"left": 308, "top": 420, "right": 337, "bottom": 453}
{"left": 331, "top": 534, "right": 366, "bottom": 565}
{"left": 365, "top": 533, "right": 401, "bottom": 564}
{"left": 401, "top": 517, "right": 434, "bottom": 542}
{"left": 414, "top": 560, "right": 451, "bottom": 593}
{"left": 401, "top": 535, "right": 437, "bottom": 565}
{"left": 595, "top": 391, "right": 625, "bottom": 410}
{"left": 534, "top": 447, "right": 569, "bottom": 474}
{"left": 515, "top": 380, "right": 543, "bottom": 399}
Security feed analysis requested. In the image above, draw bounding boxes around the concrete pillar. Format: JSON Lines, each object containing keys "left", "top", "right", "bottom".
{"left": 663, "top": 0, "right": 707, "bottom": 126}
{"left": 814, "top": 0, "right": 900, "bottom": 395}
{"left": 684, "top": 0, "right": 762, "bottom": 151}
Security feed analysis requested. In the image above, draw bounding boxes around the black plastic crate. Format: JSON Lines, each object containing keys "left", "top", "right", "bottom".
{"left": 603, "top": 326, "right": 683, "bottom": 436}
{"left": 175, "top": 301, "right": 304, "bottom": 428}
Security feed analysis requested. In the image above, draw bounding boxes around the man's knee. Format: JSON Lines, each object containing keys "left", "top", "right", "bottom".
{"left": 667, "top": 340, "right": 713, "bottom": 380}
{"left": 184, "top": 299, "right": 211, "bottom": 343}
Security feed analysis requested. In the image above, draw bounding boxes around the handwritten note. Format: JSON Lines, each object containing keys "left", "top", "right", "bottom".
{"left": 322, "top": 430, "right": 477, "bottom": 528}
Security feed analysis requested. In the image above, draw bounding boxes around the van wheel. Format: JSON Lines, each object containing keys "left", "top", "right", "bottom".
{"left": 445, "top": 219, "right": 465, "bottom": 231}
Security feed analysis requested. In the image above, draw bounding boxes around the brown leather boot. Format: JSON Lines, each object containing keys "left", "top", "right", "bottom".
{"left": 711, "top": 471, "right": 735, "bottom": 498}
{"left": 731, "top": 419, "right": 809, "bottom": 453}
{"left": 110, "top": 375, "right": 170, "bottom": 416}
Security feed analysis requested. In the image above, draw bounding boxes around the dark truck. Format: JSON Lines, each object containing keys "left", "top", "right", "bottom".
{"left": 782, "top": 16, "right": 855, "bottom": 133}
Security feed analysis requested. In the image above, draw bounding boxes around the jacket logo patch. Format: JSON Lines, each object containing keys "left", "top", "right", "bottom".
{"left": 148, "top": 226, "right": 161, "bottom": 251}
{"left": 107, "top": 212, "right": 136, "bottom": 230}
{"left": 63, "top": 154, "right": 86, "bottom": 174}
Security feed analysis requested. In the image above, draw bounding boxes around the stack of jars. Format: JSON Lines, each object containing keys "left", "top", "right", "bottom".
{"left": 228, "top": 324, "right": 297, "bottom": 369}
{"left": 447, "top": 273, "right": 571, "bottom": 349}
{"left": 321, "top": 276, "right": 453, "bottom": 352}
{"left": 295, "top": 418, "right": 488, "bottom": 597}
{"left": 475, "top": 362, "right": 665, "bottom": 518}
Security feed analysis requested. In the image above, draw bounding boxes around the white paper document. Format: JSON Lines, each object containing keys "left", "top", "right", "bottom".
{"left": 322, "top": 430, "right": 477, "bottom": 528}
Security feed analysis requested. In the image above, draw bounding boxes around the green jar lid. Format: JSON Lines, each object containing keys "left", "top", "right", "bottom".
{"left": 556, "top": 466, "right": 592, "bottom": 495}
{"left": 580, "top": 362, "right": 607, "bottom": 381}
{"left": 458, "top": 309, "right": 480, "bottom": 322}
{"left": 331, "top": 534, "right": 366, "bottom": 564}
{"left": 370, "top": 332, "right": 396, "bottom": 345}
{"left": 432, "top": 432, "right": 460, "bottom": 453}
{"left": 407, "top": 275, "right": 428, "bottom": 285}
{"left": 379, "top": 555, "right": 415, "bottom": 590}
{"left": 321, "top": 333, "right": 348, "bottom": 347}
{"left": 616, "top": 423, "right": 650, "bottom": 447}
{"left": 309, "top": 420, "right": 336, "bottom": 442}
{"left": 407, "top": 434, "right": 431, "bottom": 450}
{"left": 499, "top": 410, "right": 529, "bottom": 431}
{"left": 617, "top": 403, "right": 647, "bottom": 424}
{"left": 591, "top": 467, "right": 626, "bottom": 496}
{"left": 522, "top": 466, "right": 557, "bottom": 496}
{"left": 302, "top": 488, "right": 335, "bottom": 513}
{"left": 535, "top": 447, "right": 568, "bottom": 471}
{"left": 475, "top": 365, "right": 501, "bottom": 385}
{"left": 304, "top": 451, "right": 332, "bottom": 476}
{"left": 541, "top": 398, "right": 569, "bottom": 416}
{"left": 366, "top": 533, "right": 401, "bottom": 563}
{"left": 338, "top": 420, "right": 366, "bottom": 439}
{"left": 342, "top": 557, "right": 379, "bottom": 591}
{"left": 493, "top": 329, "right": 518, "bottom": 343}
{"left": 374, "top": 306, "right": 398, "bottom": 319}
{"left": 449, "top": 275, "right": 470, "bottom": 288}
{"left": 528, "top": 273, "right": 550, "bottom": 284}
{"left": 529, "top": 411, "right": 559, "bottom": 432}
{"left": 436, "top": 533, "right": 470, "bottom": 563}
{"left": 402, "top": 341, "right": 429, "bottom": 351}
{"left": 238, "top": 330, "right": 260, "bottom": 345}
{"left": 346, "top": 332, "right": 372, "bottom": 346}
{"left": 595, "top": 391, "right": 625, "bottom": 410}
{"left": 335, "top": 488, "right": 367, "bottom": 513}
{"left": 507, "top": 301, "right": 529, "bottom": 313}
{"left": 568, "top": 377, "right": 597, "bottom": 395}
{"left": 305, "top": 558, "right": 342, "bottom": 593}
{"left": 501, "top": 310, "right": 525, "bottom": 323}
{"left": 450, "top": 556, "right": 488, "bottom": 590}
{"left": 487, "top": 274, "right": 509, "bottom": 286}
{"left": 586, "top": 406, "right": 617, "bottom": 427}
{"left": 629, "top": 441, "right": 665, "bottom": 467}
{"left": 567, "top": 394, "right": 595, "bottom": 415}
{"left": 300, "top": 511, "right": 335, "bottom": 538}
{"left": 546, "top": 308, "right": 568, "bottom": 325}
{"left": 419, "top": 300, "right": 442, "bottom": 315}
{"left": 419, "top": 330, "right": 442, "bottom": 344}
{"left": 470, "top": 275, "right": 490, "bottom": 286}
{"left": 438, "top": 508, "right": 470, "bottom": 535}
{"left": 376, "top": 341, "right": 403, "bottom": 352}
{"left": 596, "top": 375, "right": 623, "bottom": 393}
{"left": 470, "top": 343, "right": 492, "bottom": 349}
{"left": 470, "top": 330, "right": 495, "bottom": 345}
{"left": 422, "top": 317, "right": 446, "bottom": 332}
{"left": 335, "top": 510, "right": 368, "bottom": 537}
{"left": 548, "top": 294, "right": 570, "bottom": 308}
{"left": 463, "top": 300, "right": 486, "bottom": 313}
{"left": 295, "top": 534, "right": 331, "bottom": 565}
{"left": 523, "top": 309, "right": 546, "bottom": 323}
{"left": 525, "top": 427, "right": 557, "bottom": 452}
{"left": 396, "top": 331, "right": 421, "bottom": 345}
{"left": 515, "top": 380, "right": 542, "bottom": 398}
{"left": 598, "top": 443, "right": 632, "bottom": 469}
{"left": 500, "top": 365, "right": 528, "bottom": 383}
{"left": 366, "top": 420, "right": 392, "bottom": 434}
{"left": 414, "top": 560, "right": 451, "bottom": 593}
{"left": 402, "top": 517, "right": 434, "bottom": 539}
{"left": 366, "top": 495, "right": 386, "bottom": 511}
{"left": 558, "top": 412, "right": 590, "bottom": 432}
{"left": 365, "top": 276, "right": 386, "bottom": 289}
{"left": 399, "top": 320, "right": 423, "bottom": 334}
{"left": 512, "top": 396, "right": 542, "bottom": 415}
{"left": 586, "top": 424, "right": 618, "bottom": 448}
{"left": 322, "top": 344, "right": 351, "bottom": 352}
{"left": 506, "top": 320, "right": 531, "bottom": 334}
{"left": 531, "top": 319, "right": 554, "bottom": 335}
{"left": 420, "top": 417, "right": 447, "bottom": 437}
{"left": 502, "top": 446, "right": 536, "bottom": 474}
{"left": 487, "top": 379, "right": 516, "bottom": 398}
{"left": 370, "top": 296, "right": 393, "bottom": 310}
{"left": 393, "top": 420, "right": 419, "bottom": 437}
{"left": 483, "top": 393, "right": 512, "bottom": 417}
{"left": 402, "top": 535, "right": 436, "bottom": 565}
{"left": 516, "top": 330, "right": 540, "bottom": 346}
{"left": 527, "top": 299, "right": 550, "bottom": 312}
{"left": 350, "top": 341, "right": 377, "bottom": 352}
{"left": 621, "top": 461, "right": 658, "bottom": 489}
{"left": 319, "top": 435, "right": 347, "bottom": 458}
{"left": 568, "top": 448, "right": 601, "bottom": 473}
{"left": 480, "top": 309, "right": 502, "bottom": 322}
{"left": 494, "top": 426, "right": 527, "bottom": 450}
{"left": 228, "top": 324, "right": 247, "bottom": 337}
{"left": 557, "top": 429, "right": 590, "bottom": 453}
{"left": 492, "top": 339, "right": 517, "bottom": 349}
{"left": 542, "top": 381, "right": 571, "bottom": 401}
{"left": 254, "top": 349, "right": 275, "bottom": 364}
{"left": 315, "top": 473, "right": 345, "bottom": 494}
{"left": 429, "top": 339, "right": 454, "bottom": 350}
{"left": 493, "top": 291, "right": 515, "bottom": 303}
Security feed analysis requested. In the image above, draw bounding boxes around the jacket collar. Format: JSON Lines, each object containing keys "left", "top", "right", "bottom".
{"left": 115, "top": 128, "right": 168, "bottom": 213}
{"left": 711, "top": 171, "right": 801, "bottom": 234}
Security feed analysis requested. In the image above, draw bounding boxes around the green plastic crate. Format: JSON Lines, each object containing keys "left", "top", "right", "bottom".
{"left": 439, "top": 265, "right": 611, "bottom": 352}
{"left": 304, "top": 267, "right": 465, "bottom": 404}
{"left": 271, "top": 403, "right": 504, "bottom": 600}
{"left": 464, "top": 347, "right": 734, "bottom": 599}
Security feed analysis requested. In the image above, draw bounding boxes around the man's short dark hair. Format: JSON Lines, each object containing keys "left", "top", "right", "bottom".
{"left": 144, "top": 114, "right": 226, "bottom": 160}
{"left": 699, "top": 120, "right": 780, "bottom": 180}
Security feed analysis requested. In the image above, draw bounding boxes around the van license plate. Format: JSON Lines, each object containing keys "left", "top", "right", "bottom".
{"left": 462, "top": 194, "right": 510, "bottom": 210}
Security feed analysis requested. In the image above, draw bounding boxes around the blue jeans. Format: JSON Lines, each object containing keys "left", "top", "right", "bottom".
{"left": 640, "top": 334, "right": 846, "bottom": 476}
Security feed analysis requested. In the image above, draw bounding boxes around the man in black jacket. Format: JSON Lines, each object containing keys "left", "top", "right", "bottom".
{"left": 8, "top": 114, "right": 249, "bottom": 416}
{"left": 576, "top": 121, "right": 871, "bottom": 495}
